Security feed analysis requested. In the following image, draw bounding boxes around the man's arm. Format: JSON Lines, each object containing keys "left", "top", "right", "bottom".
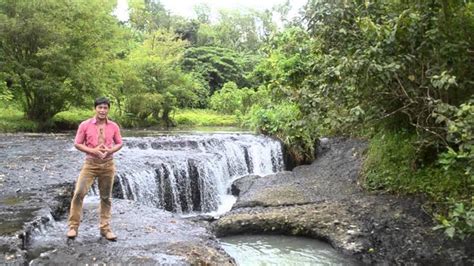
{"left": 105, "top": 124, "right": 123, "bottom": 155}
{"left": 106, "top": 143, "right": 123, "bottom": 155}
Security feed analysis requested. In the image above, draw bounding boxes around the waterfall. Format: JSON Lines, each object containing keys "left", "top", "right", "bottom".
{"left": 112, "top": 133, "right": 284, "bottom": 214}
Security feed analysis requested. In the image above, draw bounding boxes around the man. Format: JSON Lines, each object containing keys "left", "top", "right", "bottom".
{"left": 67, "top": 97, "right": 123, "bottom": 241}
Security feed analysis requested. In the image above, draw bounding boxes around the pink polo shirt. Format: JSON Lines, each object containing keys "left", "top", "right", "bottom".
{"left": 74, "top": 117, "right": 123, "bottom": 160}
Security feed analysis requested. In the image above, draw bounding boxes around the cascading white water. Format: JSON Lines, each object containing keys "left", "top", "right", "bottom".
{"left": 113, "top": 133, "right": 284, "bottom": 214}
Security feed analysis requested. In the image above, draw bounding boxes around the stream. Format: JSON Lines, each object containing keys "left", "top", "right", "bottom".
{"left": 220, "top": 235, "right": 356, "bottom": 266}
{"left": 0, "top": 129, "right": 354, "bottom": 264}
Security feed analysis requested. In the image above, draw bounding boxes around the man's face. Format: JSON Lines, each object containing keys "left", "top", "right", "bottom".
{"left": 95, "top": 103, "right": 109, "bottom": 120}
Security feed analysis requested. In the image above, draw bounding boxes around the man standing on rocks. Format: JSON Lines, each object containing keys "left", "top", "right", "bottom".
{"left": 67, "top": 97, "right": 123, "bottom": 241}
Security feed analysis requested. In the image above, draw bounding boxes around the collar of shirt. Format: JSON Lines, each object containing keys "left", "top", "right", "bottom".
{"left": 91, "top": 116, "right": 109, "bottom": 124}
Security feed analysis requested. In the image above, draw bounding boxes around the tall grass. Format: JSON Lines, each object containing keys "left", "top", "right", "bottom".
{"left": 0, "top": 107, "right": 240, "bottom": 132}
{"left": 363, "top": 130, "right": 473, "bottom": 238}
{"left": 363, "top": 130, "right": 467, "bottom": 201}
{"left": 53, "top": 108, "right": 94, "bottom": 130}
{"left": 0, "top": 107, "right": 37, "bottom": 132}
{"left": 173, "top": 109, "right": 238, "bottom": 127}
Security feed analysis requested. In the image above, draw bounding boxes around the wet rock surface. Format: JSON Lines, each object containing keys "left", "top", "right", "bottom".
{"left": 0, "top": 133, "right": 82, "bottom": 195}
{"left": 0, "top": 133, "right": 233, "bottom": 265}
{"left": 214, "top": 138, "right": 474, "bottom": 264}
{"left": 27, "top": 199, "right": 233, "bottom": 265}
{"left": 0, "top": 183, "right": 73, "bottom": 264}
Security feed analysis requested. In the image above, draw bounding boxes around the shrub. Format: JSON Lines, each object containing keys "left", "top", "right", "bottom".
{"left": 209, "top": 82, "right": 257, "bottom": 115}
{"left": 244, "top": 102, "right": 316, "bottom": 163}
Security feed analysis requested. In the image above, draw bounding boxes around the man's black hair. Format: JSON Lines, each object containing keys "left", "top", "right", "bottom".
{"left": 94, "top": 97, "right": 110, "bottom": 108}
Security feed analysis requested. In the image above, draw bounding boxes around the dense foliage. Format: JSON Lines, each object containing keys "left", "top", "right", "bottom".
{"left": 0, "top": 0, "right": 121, "bottom": 126}
{"left": 182, "top": 47, "right": 250, "bottom": 95}
{"left": 243, "top": 0, "right": 473, "bottom": 238}
{"left": 0, "top": 0, "right": 472, "bottom": 237}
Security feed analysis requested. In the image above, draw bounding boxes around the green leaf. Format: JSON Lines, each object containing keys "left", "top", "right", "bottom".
{"left": 445, "top": 227, "right": 455, "bottom": 238}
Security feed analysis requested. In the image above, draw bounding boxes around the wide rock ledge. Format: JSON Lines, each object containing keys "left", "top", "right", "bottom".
{"left": 28, "top": 198, "right": 234, "bottom": 265}
{"left": 213, "top": 138, "right": 473, "bottom": 264}
{"left": 1, "top": 187, "right": 234, "bottom": 265}
{"left": 0, "top": 133, "right": 235, "bottom": 265}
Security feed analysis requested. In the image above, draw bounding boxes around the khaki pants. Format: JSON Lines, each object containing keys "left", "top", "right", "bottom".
{"left": 68, "top": 159, "right": 115, "bottom": 231}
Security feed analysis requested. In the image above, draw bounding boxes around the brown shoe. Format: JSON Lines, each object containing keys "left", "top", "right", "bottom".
{"left": 67, "top": 227, "right": 78, "bottom": 239}
{"left": 100, "top": 229, "right": 117, "bottom": 241}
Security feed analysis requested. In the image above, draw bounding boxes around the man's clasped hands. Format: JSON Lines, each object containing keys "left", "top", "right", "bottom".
{"left": 92, "top": 144, "right": 111, "bottom": 159}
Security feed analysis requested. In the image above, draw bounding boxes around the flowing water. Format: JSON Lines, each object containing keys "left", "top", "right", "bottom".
{"left": 220, "top": 235, "right": 357, "bottom": 266}
{"left": 110, "top": 133, "right": 284, "bottom": 214}
{"left": 111, "top": 132, "right": 354, "bottom": 264}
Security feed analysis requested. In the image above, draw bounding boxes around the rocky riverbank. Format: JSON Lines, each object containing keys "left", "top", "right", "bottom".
{"left": 0, "top": 133, "right": 233, "bottom": 265}
{"left": 2, "top": 133, "right": 472, "bottom": 264}
{"left": 213, "top": 138, "right": 473, "bottom": 264}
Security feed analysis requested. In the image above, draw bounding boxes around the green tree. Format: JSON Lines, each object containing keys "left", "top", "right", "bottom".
{"left": 0, "top": 0, "right": 122, "bottom": 125}
{"left": 213, "top": 9, "right": 277, "bottom": 52}
{"left": 247, "top": 0, "right": 474, "bottom": 237}
{"left": 181, "top": 46, "right": 250, "bottom": 95}
{"left": 252, "top": 0, "right": 473, "bottom": 161}
{"left": 195, "top": 23, "right": 219, "bottom": 47}
{"left": 193, "top": 3, "right": 211, "bottom": 24}
{"left": 209, "top": 82, "right": 252, "bottom": 115}
{"left": 129, "top": 0, "right": 170, "bottom": 33}
{"left": 174, "top": 19, "right": 200, "bottom": 45}
{"left": 124, "top": 30, "right": 205, "bottom": 126}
